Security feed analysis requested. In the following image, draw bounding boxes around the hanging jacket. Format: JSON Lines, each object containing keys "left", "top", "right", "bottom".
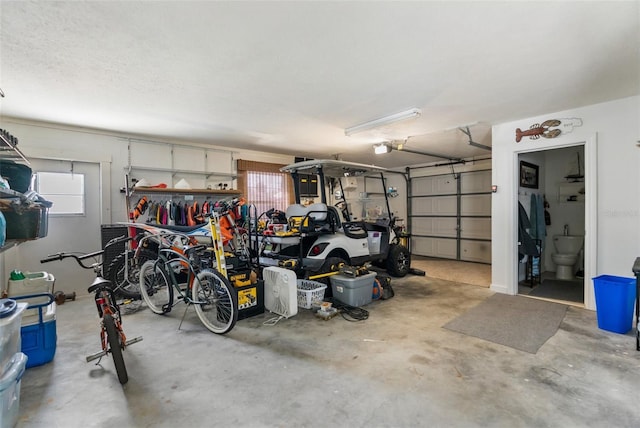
{"left": 536, "top": 194, "right": 546, "bottom": 251}
{"left": 518, "top": 202, "right": 540, "bottom": 260}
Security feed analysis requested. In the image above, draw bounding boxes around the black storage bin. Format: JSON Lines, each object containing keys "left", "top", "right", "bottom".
{"left": 0, "top": 160, "right": 32, "bottom": 193}
{"left": 101, "top": 224, "right": 129, "bottom": 271}
{"left": 2, "top": 205, "right": 49, "bottom": 239}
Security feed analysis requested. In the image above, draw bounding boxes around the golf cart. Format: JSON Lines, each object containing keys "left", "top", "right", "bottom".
{"left": 255, "top": 159, "right": 410, "bottom": 278}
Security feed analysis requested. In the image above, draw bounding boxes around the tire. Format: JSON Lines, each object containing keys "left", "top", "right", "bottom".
{"left": 386, "top": 244, "right": 411, "bottom": 277}
{"left": 192, "top": 269, "right": 238, "bottom": 334}
{"left": 106, "top": 249, "right": 157, "bottom": 300}
{"left": 103, "top": 313, "right": 128, "bottom": 384}
{"left": 139, "top": 260, "right": 173, "bottom": 314}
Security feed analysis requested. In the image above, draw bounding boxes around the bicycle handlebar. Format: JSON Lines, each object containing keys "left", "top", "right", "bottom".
{"left": 40, "top": 235, "right": 134, "bottom": 270}
{"left": 40, "top": 253, "right": 65, "bottom": 264}
{"left": 40, "top": 250, "right": 103, "bottom": 270}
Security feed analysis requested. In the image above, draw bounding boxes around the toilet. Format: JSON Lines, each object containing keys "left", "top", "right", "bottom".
{"left": 552, "top": 235, "right": 584, "bottom": 280}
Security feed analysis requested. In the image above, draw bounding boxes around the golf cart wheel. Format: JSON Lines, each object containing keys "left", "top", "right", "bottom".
{"left": 387, "top": 244, "right": 410, "bottom": 277}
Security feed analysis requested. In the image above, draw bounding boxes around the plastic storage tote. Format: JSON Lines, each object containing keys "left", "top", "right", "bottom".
{"left": 593, "top": 275, "right": 636, "bottom": 334}
{"left": 0, "top": 353, "right": 28, "bottom": 428}
{"left": 330, "top": 272, "right": 377, "bottom": 307}
{"left": 0, "top": 302, "right": 27, "bottom": 375}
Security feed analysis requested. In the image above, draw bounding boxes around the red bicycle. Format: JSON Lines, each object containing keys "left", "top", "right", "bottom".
{"left": 41, "top": 236, "right": 143, "bottom": 384}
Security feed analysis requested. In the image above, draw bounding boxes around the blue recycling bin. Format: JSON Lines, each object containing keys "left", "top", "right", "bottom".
{"left": 593, "top": 275, "right": 636, "bottom": 334}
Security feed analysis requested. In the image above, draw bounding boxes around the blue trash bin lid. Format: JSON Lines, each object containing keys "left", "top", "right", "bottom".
{"left": 0, "top": 299, "right": 17, "bottom": 318}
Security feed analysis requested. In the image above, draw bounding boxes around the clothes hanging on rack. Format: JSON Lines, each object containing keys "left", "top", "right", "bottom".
{"left": 536, "top": 194, "right": 546, "bottom": 252}
{"left": 528, "top": 193, "right": 547, "bottom": 252}
{"left": 518, "top": 201, "right": 539, "bottom": 261}
{"left": 544, "top": 195, "right": 551, "bottom": 226}
{"left": 131, "top": 196, "right": 235, "bottom": 226}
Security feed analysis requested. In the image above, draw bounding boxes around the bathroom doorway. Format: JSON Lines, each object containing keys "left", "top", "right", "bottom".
{"left": 516, "top": 145, "right": 586, "bottom": 305}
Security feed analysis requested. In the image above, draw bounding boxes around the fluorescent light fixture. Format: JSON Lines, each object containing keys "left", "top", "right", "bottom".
{"left": 345, "top": 108, "right": 421, "bottom": 136}
{"left": 374, "top": 143, "right": 393, "bottom": 154}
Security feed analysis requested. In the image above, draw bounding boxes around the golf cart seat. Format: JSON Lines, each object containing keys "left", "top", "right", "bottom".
{"left": 342, "top": 221, "right": 368, "bottom": 239}
{"left": 286, "top": 203, "right": 334, "bottom": 234}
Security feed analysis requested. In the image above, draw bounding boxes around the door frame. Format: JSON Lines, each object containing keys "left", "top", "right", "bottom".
{"left": 512, "top": 134, "right": 597, "bottom": 309}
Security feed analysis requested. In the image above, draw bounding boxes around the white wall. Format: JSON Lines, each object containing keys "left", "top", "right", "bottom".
{"left": 0, "top": 118, "right": 295, "bottom": 293}
{"left": 492, "top": 96, "right": 640, "bottom": 310}
{"left": 0, "top": 119, "right": 295, "bottom": 222}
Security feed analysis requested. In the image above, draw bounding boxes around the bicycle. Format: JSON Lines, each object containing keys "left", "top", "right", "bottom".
{"left": 138, "top": 232, "right": 238, "bottom": 334}
{"left": 105, "top": 222, "right": 213, "bottom": 301}
{"left": 40, "top": 236, "right": 143, "bottom": 384}
{"left": 108, "top": 201, "right": 250, "bottom": 300}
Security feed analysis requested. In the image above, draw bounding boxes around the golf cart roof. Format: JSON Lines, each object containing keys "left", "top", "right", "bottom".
{"left": 281, "top": 159, "right": 393, "bottom": 178}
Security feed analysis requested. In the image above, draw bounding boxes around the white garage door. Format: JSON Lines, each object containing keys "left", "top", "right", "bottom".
{"left": 409, "top": 170, "right": 491, "bottom": 263}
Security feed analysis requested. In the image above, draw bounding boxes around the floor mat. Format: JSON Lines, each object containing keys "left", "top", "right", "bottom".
{"left": 443, "top": 293, "right": 568, "bottom": 354}
{"left": 527, "top": 279, "right": 584, "bottom": 303}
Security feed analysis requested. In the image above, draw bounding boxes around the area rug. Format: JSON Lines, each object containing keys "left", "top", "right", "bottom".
{"left": 527, "top": 279, "right": 584, "bottom": 303}
{"left": 443, "top": 293, "right": 568, "bottom": 354}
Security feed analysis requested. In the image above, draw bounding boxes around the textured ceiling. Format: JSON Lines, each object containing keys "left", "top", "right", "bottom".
{"left": 0, "top": 1, "right": 638, "bottom": 168}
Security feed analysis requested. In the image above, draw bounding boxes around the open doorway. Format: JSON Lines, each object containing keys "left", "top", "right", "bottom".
{"left": 516, "top": 145, "right": 586, "bottom": 305}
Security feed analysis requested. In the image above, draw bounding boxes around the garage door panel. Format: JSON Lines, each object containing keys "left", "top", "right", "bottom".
{"left": 460, "top": 218, "right": 491, "bottom": 239}
{"left": 410, "top": 170, "right": 491, "bottom": 264}
{"left": 413, "top": 217, "right": 457, "bottom": 237}
{"left": 412, "top": 237, "right": 457, "bottom": 259}
{"left": 411, "top": 175, "right": 457, "bottom": 196}
{"left": 460, "top": 194, "right": 491, "bottom": 216}
{"left": 460, "top": 171, "right": 491, "bottom": 194}
{"left": 460, "top": 240, "right": 492, "bottom": 263}
{"left": 412, "top": 196, "right": 457, "bottom": 216}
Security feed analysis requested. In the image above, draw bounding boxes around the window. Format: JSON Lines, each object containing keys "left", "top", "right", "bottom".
{"left": 237, "top": 160, "right": 293, "bottom": 216}
{"left": 35, "top": 172, "right": 85, "bottom": 215}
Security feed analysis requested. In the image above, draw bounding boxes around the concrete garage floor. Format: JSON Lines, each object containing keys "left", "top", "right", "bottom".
{"left": 17, "top": 274, "right": 640, "bottom": 427}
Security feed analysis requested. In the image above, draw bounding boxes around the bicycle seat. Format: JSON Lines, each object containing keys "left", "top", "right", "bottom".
{"left": 156, "top": 223, "right": 208, "bottom": 232}
{"left": 88, "top": 277, "right": 113, "bottom": 294}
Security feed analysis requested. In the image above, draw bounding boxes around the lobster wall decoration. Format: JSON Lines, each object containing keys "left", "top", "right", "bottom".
{"left": 515, "top": 118, "right": 583, "bottom": 142}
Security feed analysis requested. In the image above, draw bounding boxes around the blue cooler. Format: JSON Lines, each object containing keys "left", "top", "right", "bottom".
{"left": 12, "top": 294, "right": 57, "bottom": 368}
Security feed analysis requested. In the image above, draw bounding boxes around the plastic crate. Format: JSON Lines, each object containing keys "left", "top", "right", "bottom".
{"left": 0, "top": 302, "right": 27, "bottom": 376}
{"left": 0, "top": 353, "right": 27, "bottom": 428}
{"left": 296, "top": 280, "right": 327, "bottom": 309}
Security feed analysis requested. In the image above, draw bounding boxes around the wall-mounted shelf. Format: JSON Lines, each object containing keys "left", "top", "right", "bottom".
{"left": 130, "top": 187, "right": 240, "bottom": 196}
{"left": 0, "top": 188, "right": 27, "bottom": 199}
{"left": 0, "top": 130, "right": 30, "bottom": 164}
{"left": 0, "top": 129, "right": 49, "bottom": 250}
{"left": 124, "top": 166, "right": 236, "bottom": 180}
{"left": 557, "top": 182, "right": 585, "bottom": 203}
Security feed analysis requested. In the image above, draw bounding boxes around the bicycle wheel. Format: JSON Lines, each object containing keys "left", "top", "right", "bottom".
{"left": 106, "top": 249, "right": 157, "bottom": 300}
{"left": 103, "top": 313, "right": 128, "bottom": 384}
{"left": 139, "top": 260, "right": 173, "bottom": 314}
{"left": 192, "top": 268, "right": 238, "bottom": 334}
